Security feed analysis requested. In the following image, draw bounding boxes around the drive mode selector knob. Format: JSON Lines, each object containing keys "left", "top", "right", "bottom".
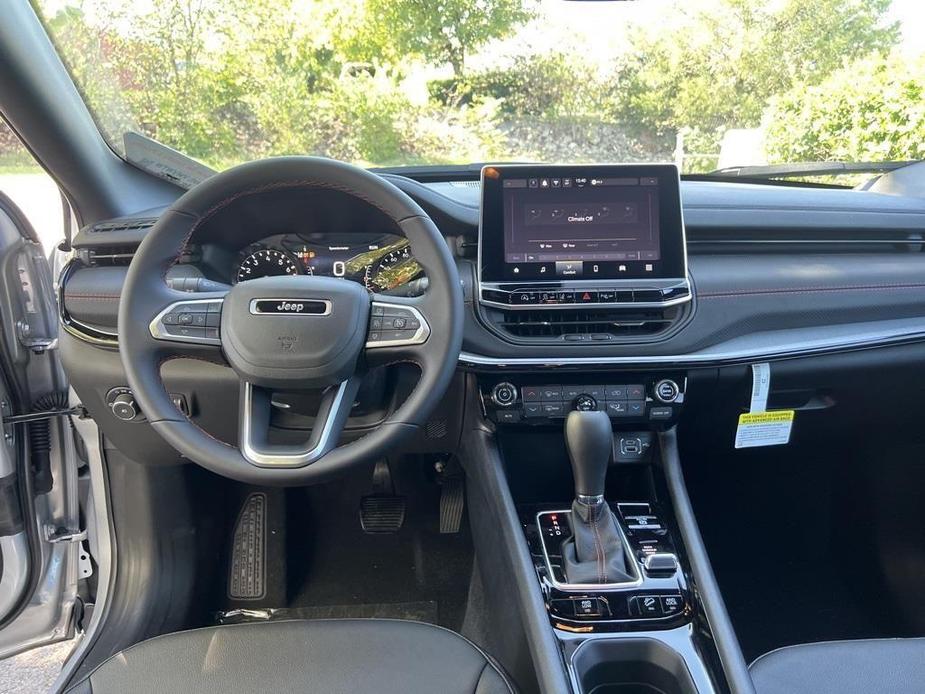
{"left": 655, "top": 379, "right": 680, "bottom": 403}
{"left": 491, "top": 382, "right": 518, "bottom": 407}
{"left": 110, "top": 393, "right": 138, "bottom": 421}
{"left": 574, "top": 394, "right": 597, "bottom": 411}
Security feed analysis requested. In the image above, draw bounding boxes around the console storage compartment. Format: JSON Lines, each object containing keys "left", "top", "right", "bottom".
{"left": 572, "top": 638, "right": 699, "bottom": 694}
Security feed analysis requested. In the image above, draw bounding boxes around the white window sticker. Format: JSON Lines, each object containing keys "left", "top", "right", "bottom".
{"left": 735, "top": 411, "right": 794, "bottom": 449}
{"left": 749, "top": 363, "right": 770, "bottom": 413}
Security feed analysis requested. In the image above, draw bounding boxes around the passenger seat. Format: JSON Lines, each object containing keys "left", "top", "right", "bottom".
{"left": 750, "top": 638, "right": 925, "bottom": 694}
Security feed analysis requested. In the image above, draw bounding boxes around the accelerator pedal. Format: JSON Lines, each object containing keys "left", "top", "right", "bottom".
{"left": 360, "top": 460, "right": 406, "bottom": 534}
{"left": 228, "top": 492, "right": 268, "bottom": 600}
{"left": 438, "top": 459, "right": 465, "bottom": 534}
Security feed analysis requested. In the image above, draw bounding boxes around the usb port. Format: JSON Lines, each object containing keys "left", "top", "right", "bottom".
{"left": 620, "top": 438, "right": 641, "bottom": 455}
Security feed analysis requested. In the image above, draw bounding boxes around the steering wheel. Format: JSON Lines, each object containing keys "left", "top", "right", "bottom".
{"left": 118, "top": 157, "right": 463, "bottom": 485}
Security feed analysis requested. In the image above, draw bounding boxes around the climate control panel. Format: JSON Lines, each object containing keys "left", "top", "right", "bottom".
{"left": 480, "top": 375, "right": 685, "bottom": 426}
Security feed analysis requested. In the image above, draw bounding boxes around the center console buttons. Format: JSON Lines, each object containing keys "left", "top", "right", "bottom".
{"left": 655, "top": 379, "right": 680, "bottom": 403}
{"left": 574, "top": 394, "right": 598, "bottom": 411}
{"left": 491, "top": 382, "right": 518, "bottom": 407}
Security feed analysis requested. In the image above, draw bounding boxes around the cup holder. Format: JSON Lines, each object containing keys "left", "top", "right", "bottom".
{"left": 572, "top": 638, "right": 700, "bottom": 694}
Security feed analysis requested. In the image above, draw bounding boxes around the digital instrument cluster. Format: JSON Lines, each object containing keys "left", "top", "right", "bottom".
{"left": 233, "top": 233, "right": 422, "bottom": 292}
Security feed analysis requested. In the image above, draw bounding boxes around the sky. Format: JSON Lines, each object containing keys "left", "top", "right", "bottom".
{"left": 487, "top": 0, "right": 925, "bottom": 67}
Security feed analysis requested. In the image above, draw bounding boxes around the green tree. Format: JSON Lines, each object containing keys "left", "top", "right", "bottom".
{"left": 609, "top": 0, "right": 899, "bottom": 167}
{"left": 764, "top": 52, "right": 925, "bottom": 164}
{"left": 355, "top": 0, "right": 537, "bottom": 76}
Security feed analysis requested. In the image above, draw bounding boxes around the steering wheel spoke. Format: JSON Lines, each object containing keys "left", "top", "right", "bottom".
{"left": 364, "top": 294, "right": 432, "bottom": 366}
{"left": 148, "top": 292, "right": 227, "bottom": 349}
{"left": 239, "top": 376, "right": 362, "bottom": 468}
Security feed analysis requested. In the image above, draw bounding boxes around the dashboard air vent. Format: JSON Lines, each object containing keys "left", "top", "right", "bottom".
{"left": 91, "top": 218, "right": 157, "bottom": 234}
{"left": 481, "top": 304, "right": 690, "bottom": 344}
{"left": 78, "top": 245, "right": 135, "bottom": 267}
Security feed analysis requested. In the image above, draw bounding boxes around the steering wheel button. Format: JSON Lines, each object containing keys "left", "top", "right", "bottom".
{"left": 372, "top": 305, "right": 385, "bottom": 316}
{"left": 178, "top": 313, "right": 193, "bottom": 325}
{"left": 190, "top": 313, "right": 207, "bottom": 327}
{"left": 207, "top": 301, "right": 223, "bottom": 313}
{"left": 370, "top": 317, "right": 383, "bottom": 329}
{"left": 206, "top": 313, "right": 221, "bottom": 327}
{"left": 175, "top": 326, "right": 205, "bottom": 338}
{"left": 368, "top": 332, "right": 381, "bottom": 342}
{"left": 162, "top": 313, "right": 179, "bottom": 325}
{"left": 390, "top": 317, "right": 407, "bottom": 329}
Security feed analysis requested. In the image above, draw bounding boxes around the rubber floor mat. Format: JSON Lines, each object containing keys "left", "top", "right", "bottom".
{"left": 228, "top": 492, "right": 267, "bottom": 600}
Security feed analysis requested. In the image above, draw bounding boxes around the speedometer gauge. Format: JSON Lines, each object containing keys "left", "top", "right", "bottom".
{"left": 235, "top": 248, "right": 302, "bottom": 283}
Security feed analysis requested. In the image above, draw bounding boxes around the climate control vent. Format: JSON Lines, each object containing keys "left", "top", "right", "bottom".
{"left": 79, "top": 245, "right": 136, "bottom": 267}
{"left": 481, "top": 303, "right": 691, "bottom": 344}
{"left": 90, "top": 218, "right": 157, "bottom": 234}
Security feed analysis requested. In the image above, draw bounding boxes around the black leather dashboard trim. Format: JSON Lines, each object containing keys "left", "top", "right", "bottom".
{"left": 61, "top": 251, "right": 925, "bottom": 368}
{"left": 459, "top": 252, "right": 925, "bottom": 363}
{"left": 62, "top": 265, "right": 124, "bottom": 332}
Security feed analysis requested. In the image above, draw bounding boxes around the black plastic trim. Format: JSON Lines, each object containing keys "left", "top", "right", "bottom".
{"left": 459, "top": 376, "right": 572, "bottom": 693}
{"left": 658, "top": 428, "right": 756, "bottom": 694}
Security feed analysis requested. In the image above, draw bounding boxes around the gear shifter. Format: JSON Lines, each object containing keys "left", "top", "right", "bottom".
{"left": 561, "top": 410, "right": 633, "bottom": 585}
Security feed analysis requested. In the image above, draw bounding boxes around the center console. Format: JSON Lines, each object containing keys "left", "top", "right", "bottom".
{"left": 470, "top": 165, "right": 729, "bottom": 694}
{"left": 496, "top": 399, "right": 721, "bottom": 693}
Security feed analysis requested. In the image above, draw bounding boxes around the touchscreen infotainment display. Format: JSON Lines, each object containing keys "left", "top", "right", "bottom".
{"left": 480, "top": 164, "right": 685, "bottom": 283}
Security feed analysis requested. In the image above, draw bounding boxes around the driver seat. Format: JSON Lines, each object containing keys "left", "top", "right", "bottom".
{"left": 64, "top": 619, "right": 515, "bottom": 694}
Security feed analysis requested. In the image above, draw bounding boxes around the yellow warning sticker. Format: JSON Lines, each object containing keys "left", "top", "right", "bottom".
{"left": 734, "top": 410, "right": 794, "bottom": 449}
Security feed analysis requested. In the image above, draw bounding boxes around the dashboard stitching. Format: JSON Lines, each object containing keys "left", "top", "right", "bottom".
{"left": 699, "top": 282, "right": 925, "bottom": 298}
{"left": 63, "top": 292, "right": 120, "bottom": 300}
{"left": 684, "top": 204, "right": 925, "bottom": 215}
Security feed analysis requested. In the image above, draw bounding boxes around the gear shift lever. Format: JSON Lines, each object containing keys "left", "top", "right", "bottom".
{"left": 566, "top": 410, "right": 613, "bottom": 504}
{"left": 561, "top": 411, "right": 633, "bottom": 585}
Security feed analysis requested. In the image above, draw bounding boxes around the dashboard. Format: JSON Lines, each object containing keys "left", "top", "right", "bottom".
{"left": 60, "top": 166, "right": 925, "bottom": 367}
{"left": 231, "top": 233, "right": 422, "bottom": 292}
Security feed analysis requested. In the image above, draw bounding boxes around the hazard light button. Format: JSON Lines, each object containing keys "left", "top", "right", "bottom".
{"left": 576, "top": 290, "right": 598, "bottom": 303}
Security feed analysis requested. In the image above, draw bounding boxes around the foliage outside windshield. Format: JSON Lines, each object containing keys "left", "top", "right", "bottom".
{"left": 28, "top": 0, "right": 925, "bottom": 173}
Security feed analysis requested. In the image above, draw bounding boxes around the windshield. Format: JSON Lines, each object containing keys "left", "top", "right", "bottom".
{"left": 33, "top": 0, "right": 925, "bottom": 174}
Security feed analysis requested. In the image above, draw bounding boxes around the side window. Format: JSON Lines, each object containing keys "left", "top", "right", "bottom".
{"left": 0, "top": 119, "right": 65, "bottom": 254}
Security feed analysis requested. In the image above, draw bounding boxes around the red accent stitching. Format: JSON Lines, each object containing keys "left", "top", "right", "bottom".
{"left": 64, "top": 292, "right": 120, "bottom": 300}
{"left": 590, "top": 505, "right": 606, "bottom": 583}
{"left": 699, "top": 282, "right": 925, "bottom": 299}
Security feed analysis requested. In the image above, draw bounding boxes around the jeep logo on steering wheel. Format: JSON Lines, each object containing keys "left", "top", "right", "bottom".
{"left": 249, "top": 298, "right": 332, "bottom": 316}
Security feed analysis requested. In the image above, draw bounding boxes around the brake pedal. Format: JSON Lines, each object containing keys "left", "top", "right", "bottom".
{"left": 360, "top": 495, "right": 406, "bottom": 533}
{"left": 360, "top": 460, "right": 405, "bottom": 533}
